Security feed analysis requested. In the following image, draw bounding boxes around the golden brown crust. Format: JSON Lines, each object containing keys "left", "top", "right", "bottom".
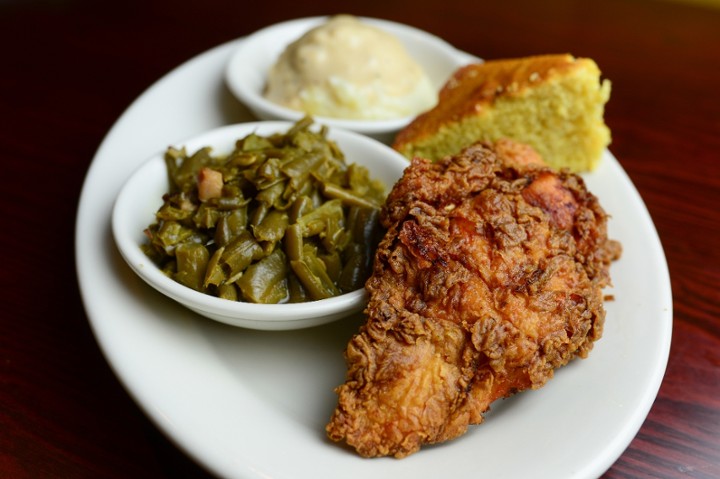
{"left": 326, "top": 140, "right": 621, "bottom": 458}
{"left": 393, "top": 54, "right": 585, "bottom": 151}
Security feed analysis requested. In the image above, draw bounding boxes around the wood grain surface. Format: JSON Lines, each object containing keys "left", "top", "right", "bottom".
{"left": 1, "top": 0, "right": 718, "bottom": 477}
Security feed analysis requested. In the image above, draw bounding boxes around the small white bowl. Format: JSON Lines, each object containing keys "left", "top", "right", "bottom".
{"left": 225, "top": 16, "right": 479, "bottom": 142}
{"left": 112, "top": 121, "right": 409, "bottom": 330}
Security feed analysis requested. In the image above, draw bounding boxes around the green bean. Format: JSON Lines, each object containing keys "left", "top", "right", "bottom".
{"left": 237, "top": 133, "right": 274, "bottom": 152}
{"left": 296, "top": 199, "right": 344, "bottom": 237}
{"left": 254, "top": 159, "right": 285, "bottom": 191}
{"left": 218, "top": 283, "right": 238, "bottom": 301}
{"left": 175, "top": 147, "right": 213, "bottom": 191}
{"left": 214, "top": 208, "right": 248, "bottom": 247}
{"left": 346, "top": 163, "right": 386, "bottom": 204}
{"left": 204, "top": 246, "right": 225, "bottom": 288}
{"left": 348, "top": 207, "right": 382, "bottom": 245}
{"left": 220, "top": 231, "right": 263, "bottom": 278}
{"left": 142, "top": 117, "right": 389, "bottom": 305}
{"left": 156, "top": 191, "right": 195, "bottom": 222}
{"left": 288, "top": 196, "right": 312, "bottom": 224}
{"left": 174, "top": 243, "right": 209, "bottom": 291}
{"left": 339, "top": 208, "right": 382, "bottom": 292}
{"left": 284, "top": 223, "right": 304, "bottom": 262}
{"left": 153, "top": 221, "right": 205, "bottom": 254}
{"left": 255, "top": 181, "right": 286, "bottom": 208}
{"left": 285, "top": 115, "right": 315, "bottom": 136}
{"left": 249, "top": 202, "right": 269, "bottom": 229}
{"left": 310, "top": 189, "right": 324, "bottom": 209}
{"left": 322, "top": 183, "right": 380, "bottom": 209}
{"left": 211, "top": 196, "right": 249, "bottom": 211}
{"left": 289, "top": 176, "right": 315, "bottom": 200}
{"left": 287, "top": 272, "right": 308, "bottom": 303}
{"left": 164, "top": 147, "right": 182, "bottom": 186}
{"left": 282, "top": 151, "right": 326, "bottom": 180}
{"left": 237, "top": 249, "right": 288, "bottom": 304}
{"left": 319, "top": 251, "right": 342, "bottom": 283}
{"left": 320, "top": 207, "right": 350, "bottom": 253}
{"left": 253, "top": 209, "right": 289, "bottom": 244}
{"left": 193, "top": 205, "right": 217, "bottom": 229}
{"left": 290, "top": 245, "right": 340, "bottom": 300}
{"left": 226, "top": 151, "right": 260, "bottom": 167}
{"left": 338, "top": 249, "right": 367, "bottom": 293}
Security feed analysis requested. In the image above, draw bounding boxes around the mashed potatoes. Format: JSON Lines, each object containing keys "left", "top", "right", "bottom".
{"left": 264, "top": 15, "right": 437, "bottom": 120}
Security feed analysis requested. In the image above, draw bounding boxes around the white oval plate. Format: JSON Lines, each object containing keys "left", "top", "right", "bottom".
{"left": 76, "top": 36, "right": 672, "bottom": 479}
{"left": 111, "top": 121, "right": 408, "bottom": 330}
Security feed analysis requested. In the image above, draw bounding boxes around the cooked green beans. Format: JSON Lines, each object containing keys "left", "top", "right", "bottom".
{"left": 141, "top": 118, "right": 387, "bottom": 304}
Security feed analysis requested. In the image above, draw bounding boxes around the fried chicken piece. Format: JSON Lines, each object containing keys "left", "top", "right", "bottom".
{"left": 326, "top": 141, "right": 621, "bottom": 458}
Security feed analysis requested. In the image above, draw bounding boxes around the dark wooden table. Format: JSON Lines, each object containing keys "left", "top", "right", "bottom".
{"left": 2, "top": 0, "right": 718, "bottom": 477}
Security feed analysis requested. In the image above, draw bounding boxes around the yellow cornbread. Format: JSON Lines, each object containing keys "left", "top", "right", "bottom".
{"left": 392, "top": 54, "right": 612, "bottom": 172}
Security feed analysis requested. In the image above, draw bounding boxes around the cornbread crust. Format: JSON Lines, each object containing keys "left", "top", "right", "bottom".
{"left": 392, "top": 54, "right": 611, "bottom": 172}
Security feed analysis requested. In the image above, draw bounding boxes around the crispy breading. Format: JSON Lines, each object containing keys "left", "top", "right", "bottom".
{"left": 326, "top": 141, "right": 621, "bottom": 458}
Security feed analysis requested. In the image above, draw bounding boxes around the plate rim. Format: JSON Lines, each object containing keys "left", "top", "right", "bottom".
{"left": 75, "top": 36, "right": 673, "bottom": 479}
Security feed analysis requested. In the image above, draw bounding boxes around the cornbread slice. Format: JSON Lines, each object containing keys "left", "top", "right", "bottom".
{"left": 392, "top": 54, "right": 611, "bottom": 172}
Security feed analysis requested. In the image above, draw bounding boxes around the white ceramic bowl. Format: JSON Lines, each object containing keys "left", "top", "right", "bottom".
{"left": 225, "top": 16, "right": 479, "bottom": 143}
{"left": 111, "top": 121, "right": 409, "bottom": 330}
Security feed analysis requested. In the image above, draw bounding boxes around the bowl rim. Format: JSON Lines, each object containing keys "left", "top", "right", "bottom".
{"left": 111, "top": 120, "right": 408, "bottom": 328}
{"left": 224, "top": 15, "right": 479, "bottom": 135}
